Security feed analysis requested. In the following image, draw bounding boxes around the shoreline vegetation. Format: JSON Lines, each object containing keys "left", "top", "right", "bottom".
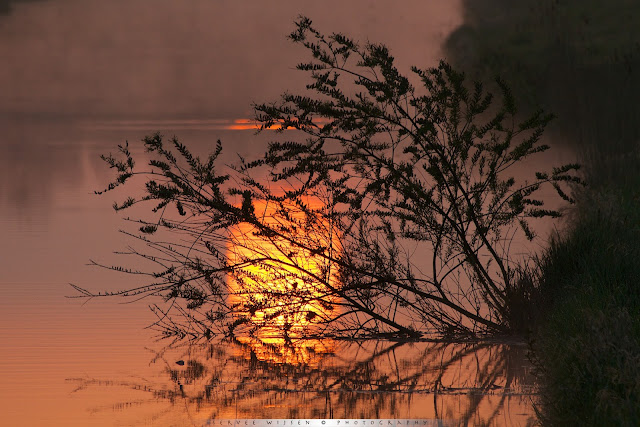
{"left": 444, "top": 0, "right": 640, "bottom": 424}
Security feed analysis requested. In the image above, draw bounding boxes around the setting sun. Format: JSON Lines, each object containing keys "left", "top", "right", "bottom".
{"left": 227, "top": 198, "right": 341, "bottom": 337}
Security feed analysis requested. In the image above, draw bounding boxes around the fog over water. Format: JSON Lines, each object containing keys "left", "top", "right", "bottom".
{"left": 1, "top": 0, "right": 460, "bottom": 119}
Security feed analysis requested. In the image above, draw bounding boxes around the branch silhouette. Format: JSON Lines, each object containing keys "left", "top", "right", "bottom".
{"left": 72, "top": 16, "right": 582, "bottom": 340}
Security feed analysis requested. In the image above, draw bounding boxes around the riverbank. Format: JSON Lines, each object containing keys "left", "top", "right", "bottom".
{"left": 532, "top": 151, "right": 640, "bottom": 425}
{"left": 444, "top": 1, "right": 640, "bottom": 424}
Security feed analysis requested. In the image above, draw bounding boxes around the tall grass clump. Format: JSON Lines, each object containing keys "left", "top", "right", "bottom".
{"left": 533, "top": 151, "right": 640, "bottom": 425}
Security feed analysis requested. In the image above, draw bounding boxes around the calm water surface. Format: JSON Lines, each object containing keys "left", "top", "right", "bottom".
{"left": 0, "top": 1, "right": 572, "bottom": 425}
{"left": 1, "top": 118, "right": 557, "bottom": 426}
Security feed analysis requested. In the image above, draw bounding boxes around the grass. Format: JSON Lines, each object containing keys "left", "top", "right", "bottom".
{"left": 444, "top": 1, "right": 640, "bottom": 424}
{"left": 532, "top": 169, "right": 640, "bottom": 425}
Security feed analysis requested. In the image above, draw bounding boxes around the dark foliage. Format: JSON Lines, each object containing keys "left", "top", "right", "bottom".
{"left": 72, "top": 17, "right": 581, "bottom": 340}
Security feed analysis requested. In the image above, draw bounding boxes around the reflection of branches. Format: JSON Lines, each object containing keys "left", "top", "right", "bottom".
{"left": 69, "top": 339, "right": 536, "bottom": 424}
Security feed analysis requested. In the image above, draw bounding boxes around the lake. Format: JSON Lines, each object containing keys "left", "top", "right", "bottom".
{"left": 0, "top": 1, "right": 573, "bottom": 425}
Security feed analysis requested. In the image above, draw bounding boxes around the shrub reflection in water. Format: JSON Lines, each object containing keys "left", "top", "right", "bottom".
{"left": 70, "top": 338, "right": 536, "bottom": 424}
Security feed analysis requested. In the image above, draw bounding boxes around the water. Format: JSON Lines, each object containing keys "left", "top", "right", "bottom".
{"left": 1, "top": 117, "right": 557, "bottom": 425}
{"left": 65, "top": 339, "right": 537, "bottom": 423}
{"left": 1, "top": 1, "right": 569, "bottom": 425}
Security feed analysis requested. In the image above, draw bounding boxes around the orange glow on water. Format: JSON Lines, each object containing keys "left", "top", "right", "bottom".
{"left": 226, "top": 118, "right": 263, "bottom": 130}
{"left": 81, "top": 117, "right": 330, "bottom": 131}
{"left": 227, "top": 198, "right": 341, "bottom": 337}
{"left": 227, "top": 117, "right": 332, "bottom": 131}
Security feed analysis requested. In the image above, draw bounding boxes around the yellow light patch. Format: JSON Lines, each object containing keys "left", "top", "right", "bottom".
{"left": 227, "top": 198, "right": 341, "bottom": 337}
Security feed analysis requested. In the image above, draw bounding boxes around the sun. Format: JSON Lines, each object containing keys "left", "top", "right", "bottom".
{"left": 227, "top": 198, "right": 341, "bottom": 338}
